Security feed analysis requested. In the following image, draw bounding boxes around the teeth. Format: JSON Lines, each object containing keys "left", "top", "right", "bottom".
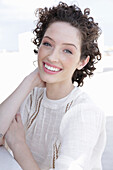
{"left": 45, "top": 64, "right": 60, "bottom": 72}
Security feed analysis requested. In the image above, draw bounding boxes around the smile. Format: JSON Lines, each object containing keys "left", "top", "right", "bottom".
{"left": 45, "top": 63, "right": 60, "bottom": 72}
{"left": 43, "top": 62, "right": 62, "bottom": 74}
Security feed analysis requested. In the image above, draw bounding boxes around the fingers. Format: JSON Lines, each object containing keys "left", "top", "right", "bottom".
{"left": 12, "top": 117, "right": 16, "bottom": 124}
{"left": 15, "top": 113, "right": 22, "bottom": 123}
{"left": 11, "top": 113, "right": 22, "bottom": 125}
{"left": 0, "top": 136, "right": 5, "bottom": 146}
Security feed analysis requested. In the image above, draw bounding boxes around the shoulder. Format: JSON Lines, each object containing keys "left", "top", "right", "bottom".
{"left": 60, "top": 89, "right": 105, "bottom": 136}
{"left": 59, "top": 102, "right": 106, "bottom": 149}
{"left": 30, "top": 87, "right": 45, "bottom": 99}
{"left": 71, "top": 87, "right": 105, "bottom": 118}
{"left": 26, "top": 87, "right": 44, "bottom": 103}
{"left": 20, "top": 87, "right": 45, "bottom": 113}
{"left": 19, "top": 87, "right": 45, "bottom": 125}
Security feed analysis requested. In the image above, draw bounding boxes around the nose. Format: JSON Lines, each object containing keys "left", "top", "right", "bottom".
{"left": 48, "top": 48, "right": 59, "bottom": 63}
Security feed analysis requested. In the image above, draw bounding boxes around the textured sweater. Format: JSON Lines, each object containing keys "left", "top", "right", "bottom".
{"left": 20, "top": 87, "right": 106, "bottom": 170}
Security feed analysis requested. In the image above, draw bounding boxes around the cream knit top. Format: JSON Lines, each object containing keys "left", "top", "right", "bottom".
{"left": 20, "top": 87, "right": 106, "bottom": 170}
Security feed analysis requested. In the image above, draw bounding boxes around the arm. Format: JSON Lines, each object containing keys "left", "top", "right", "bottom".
{"left": 5, "top": 114, "right": 40, "bottom": 170}
{"left": 14, "top": 143, "right": 40, "bottom": 170}
{"left": 53, "top": 104, "right": 106, "bottom": 170}
{"left": 0, "top": 69, "right": 45, "bottom": 137}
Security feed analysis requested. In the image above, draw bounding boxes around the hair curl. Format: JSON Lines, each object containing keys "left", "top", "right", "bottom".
{"left": 33, "top": 1, "right": 102, "bottom": 86}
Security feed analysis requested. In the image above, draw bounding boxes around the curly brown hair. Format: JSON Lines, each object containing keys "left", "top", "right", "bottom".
{"left": 33, "top": 1, "right": 102, "bottom": 87}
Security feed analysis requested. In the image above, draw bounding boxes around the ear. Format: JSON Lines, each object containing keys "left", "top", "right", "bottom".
{"left": 77, "top": 56, "right": 90, "bottom": 70}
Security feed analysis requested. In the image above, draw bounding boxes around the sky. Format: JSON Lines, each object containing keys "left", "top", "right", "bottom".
{"left": 0, "top": 0, "right": 113, "bottom": 51}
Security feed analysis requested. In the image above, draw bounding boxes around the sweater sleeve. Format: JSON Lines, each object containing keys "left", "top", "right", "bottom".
{"left": 52, "top": 103, "right": 106, "bottom": 170}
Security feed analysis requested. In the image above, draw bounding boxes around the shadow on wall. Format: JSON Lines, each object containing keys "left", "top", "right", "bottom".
{"left": 102, "top": 116, "right": 113, "bottom": 170}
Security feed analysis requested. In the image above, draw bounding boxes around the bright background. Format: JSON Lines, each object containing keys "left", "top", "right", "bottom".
{"left": 0, "top": 0, "right": 113, "bottom": 117}
{"left": 0, "top": 0, "right": 113, "bottom": 51}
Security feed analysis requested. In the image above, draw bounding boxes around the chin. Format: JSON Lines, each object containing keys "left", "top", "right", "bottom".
{"left": 43, "top": 76, "right": 56, "bottom": 84}
{"left": 39, "top": 69, "right": 59, "bottom": 84}
{"left": 39, "top": 73, "right": 51, "bottom": 84}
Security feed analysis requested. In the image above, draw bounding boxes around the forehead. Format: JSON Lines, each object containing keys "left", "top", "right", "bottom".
{"left": 44, "top": 22, "right": 81, "bottom": 45}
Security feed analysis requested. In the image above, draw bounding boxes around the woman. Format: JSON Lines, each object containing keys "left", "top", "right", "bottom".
{"left": 0, "top": 2, "right": 106, "bottom": 170}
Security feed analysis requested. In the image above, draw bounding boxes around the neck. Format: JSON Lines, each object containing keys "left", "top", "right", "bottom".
{"left": 46, "top": 82, "right": 74, "bottom": 100}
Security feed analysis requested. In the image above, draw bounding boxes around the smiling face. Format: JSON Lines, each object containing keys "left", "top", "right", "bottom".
{"left": 38, "top": 21, "right": 82, "bottom": 86}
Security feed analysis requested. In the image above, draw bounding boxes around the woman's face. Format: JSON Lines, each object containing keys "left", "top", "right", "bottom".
{"left": 38, "top": 21, "right": 82, "bottom": 85}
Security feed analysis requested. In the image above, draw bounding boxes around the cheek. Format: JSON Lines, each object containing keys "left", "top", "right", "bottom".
{"left": 62, "top": 56, "right": 77, "bottom": 69}
{"left": 38, "top": 47, "right": 44, "bottom": 60}
{"left": 38, "top": 47, "right": 50, "bottom": 62}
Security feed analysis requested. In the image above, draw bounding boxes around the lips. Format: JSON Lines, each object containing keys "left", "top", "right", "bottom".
{"left": 43, "top": 62, "right": 62, "bottom": 74}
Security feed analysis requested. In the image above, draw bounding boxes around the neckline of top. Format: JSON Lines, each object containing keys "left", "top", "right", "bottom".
{"left": 41, "top": 86, "right": 80, "bottom": 109}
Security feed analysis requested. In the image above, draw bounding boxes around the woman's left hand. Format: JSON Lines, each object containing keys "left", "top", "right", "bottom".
{"left": 5, "top": 113, "right": 26, "bottom": 153}
{"left": 5, "top": 113, "right": 40, "bottom": 170}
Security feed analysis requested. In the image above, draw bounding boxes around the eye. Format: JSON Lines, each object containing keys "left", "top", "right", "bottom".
{"left": 64, "top": 49, "right": 72, "bottom": 54}
{"left": 43, "top": 42, "right": 52, "bottom": 47}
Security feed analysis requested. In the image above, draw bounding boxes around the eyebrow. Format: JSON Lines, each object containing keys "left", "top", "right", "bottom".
{"left": 43, "top": 36, "right": 77, "bottom": 49}
{"left": 44, "top": 36, "right": 55, "bottom": 42}
{"left": 63, "top": 43, "right": 77, "bottom": 49}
